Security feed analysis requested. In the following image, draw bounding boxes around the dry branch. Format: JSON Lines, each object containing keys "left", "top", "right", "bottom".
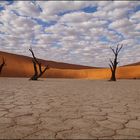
{"left": 29, "top": 48, "right": 49, "bottom": 80}
{"left": 109, "top": 44, "right": 123, "bottom": 81}
{"left": 0, "top": 57, "right": 5, "bottom": 74}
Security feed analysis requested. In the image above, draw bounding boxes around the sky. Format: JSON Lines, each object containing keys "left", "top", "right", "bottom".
{"left": 0, "top": 1, "right": 140, "bottom": 67}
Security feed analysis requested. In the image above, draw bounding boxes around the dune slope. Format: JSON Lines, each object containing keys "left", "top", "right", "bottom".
{"left": 0, "top": 51, "right": 140, "bottom": 79}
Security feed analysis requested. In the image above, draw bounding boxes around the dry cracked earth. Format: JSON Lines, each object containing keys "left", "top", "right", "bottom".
{"left": 0, "top": 78, "right": 140, "bottom": 139}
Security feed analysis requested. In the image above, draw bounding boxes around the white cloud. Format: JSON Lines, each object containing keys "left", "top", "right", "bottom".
{"left": 37, "top": 1, "right": 97, "bottom": 15}
{"left": 135, "top": 23, "right": 140, "bottom": 30}
{"left": 109, "top": 18, "right": 132, "bottom": 29}
{"left": 0, "top": 1, "right": 9, "bottom": 7}
{"left": 9, "top": 1, "right": 41, "bottom": 17}
{"left": 0, "top": 1, "right": 140, "bottom": 67}
{"left": 60, "top": 11, "right": 92, "bottom": 23}
{"left": 131, "top": 11, "right": 140, "bottom": 23}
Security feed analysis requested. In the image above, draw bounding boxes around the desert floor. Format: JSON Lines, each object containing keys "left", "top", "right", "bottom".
{"left": 0, "top": 78, "right": 140, "bottom": 139}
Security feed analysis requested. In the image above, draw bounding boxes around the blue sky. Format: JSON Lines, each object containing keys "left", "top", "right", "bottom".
{"left": 0, "top": 1, "right": 140, "bottom": 67}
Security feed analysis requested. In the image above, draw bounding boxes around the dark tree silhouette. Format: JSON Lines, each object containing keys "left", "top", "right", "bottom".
{"left": 109, "top": 44, "right": 123, "bottom": 81}
{"left": 29, "top": 48, "right": 49, "bottom": 80}
{"left": 0, "top": 57, "right": 5, "bottom": 75}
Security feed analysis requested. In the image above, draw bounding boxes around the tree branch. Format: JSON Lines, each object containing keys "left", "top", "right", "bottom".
{"left": 0, "top": 57, "right": 5, "bottom": 74}
{"left": 38, "top": 63, "right": 42, "bottom": 74}
{"left": 109, "top": 44, "right": 123, "bottom": 81}
{"left": 117, "top": 44, "right": 123, "bottom": 54}
{"left": 109, "top": 59, "right": 114, "bottom": 67}
{"left": 32, "top": 59, "right": 38, "bottom": 76}
{"left": 29, "top": 48, "right": 40, "bottom": 66}
{"left": 39, "top": 65, "right": 49, "bottom": 77}
{"left": 110, "top": 47, "right": 116, "bottom": 54}
{"left": 109, "top": 64, "right": 113, "bottom": 72}
{"left": 116, "top": 44, "right": 119, "bottom": 54}
{"left": 29, "top": 48, "right": 49, "bottom": 80}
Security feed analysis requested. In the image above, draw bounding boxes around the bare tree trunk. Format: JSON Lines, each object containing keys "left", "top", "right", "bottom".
{"left": 110, "top": 70, "right": 116, "bottom": 81}
{"left": 30, "top": 59, "right": 38, "bottom": 80}
{"left": 109, "top": 44, "right": 123, "bottom": 81}
{"left": 29, "top": 48, "right": 49, "bottom": 80}
{"left": 0, "top": 57, "right": 5, "bottom": 75}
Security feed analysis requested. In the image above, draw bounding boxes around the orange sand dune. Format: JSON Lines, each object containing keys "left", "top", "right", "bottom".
{"left": 0, "top": 51, "right": 140, "bottom": 79}
{"left": 0, "top": 51, "right": 95, "bottom": 70}
{"left": 46, "top": 66, "right": 140, "bottom": 79}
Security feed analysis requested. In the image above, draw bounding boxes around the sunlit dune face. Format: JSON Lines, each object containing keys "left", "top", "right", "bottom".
{"left": 45, "top": 66, "right": 140, "bottom": 80}
{"left": 0, "top": 51, "right": 140, "bottom": 79}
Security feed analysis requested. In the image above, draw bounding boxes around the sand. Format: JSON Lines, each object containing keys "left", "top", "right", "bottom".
{"left": 1, "top": 51, "right": 140, "bottom": 79}
{"left": 0, "top": 78, "right": 140, "bottom": 139}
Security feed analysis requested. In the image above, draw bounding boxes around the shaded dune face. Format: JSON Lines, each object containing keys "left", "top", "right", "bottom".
{"left": 0, "top": 51, "right": 140, "bottom": 79}
{"left": 0, "top": 51, "right": 33, "bottom": 77}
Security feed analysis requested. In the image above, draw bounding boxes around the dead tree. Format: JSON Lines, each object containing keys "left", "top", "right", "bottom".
{"left": 29, "top": 48, "right": 49, "bottom": 80}
{"left": 109, "top": 44, "right": 123, "bottom": 81}
{"left": 0, "top": 57, "right": 5, "bottom": 75}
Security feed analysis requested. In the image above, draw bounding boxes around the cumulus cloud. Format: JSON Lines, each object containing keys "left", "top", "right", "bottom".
{"left": 0, "top": 1, "right": 140, "bottom": 67}
{"left": 7, "top": 1, "right": 41, "bottom": 17}
{"left": 0, "top": 1, "right": 9, "bottom": 7}
{"left": 131, "top": 11, "right": 140, "bottom": 19}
